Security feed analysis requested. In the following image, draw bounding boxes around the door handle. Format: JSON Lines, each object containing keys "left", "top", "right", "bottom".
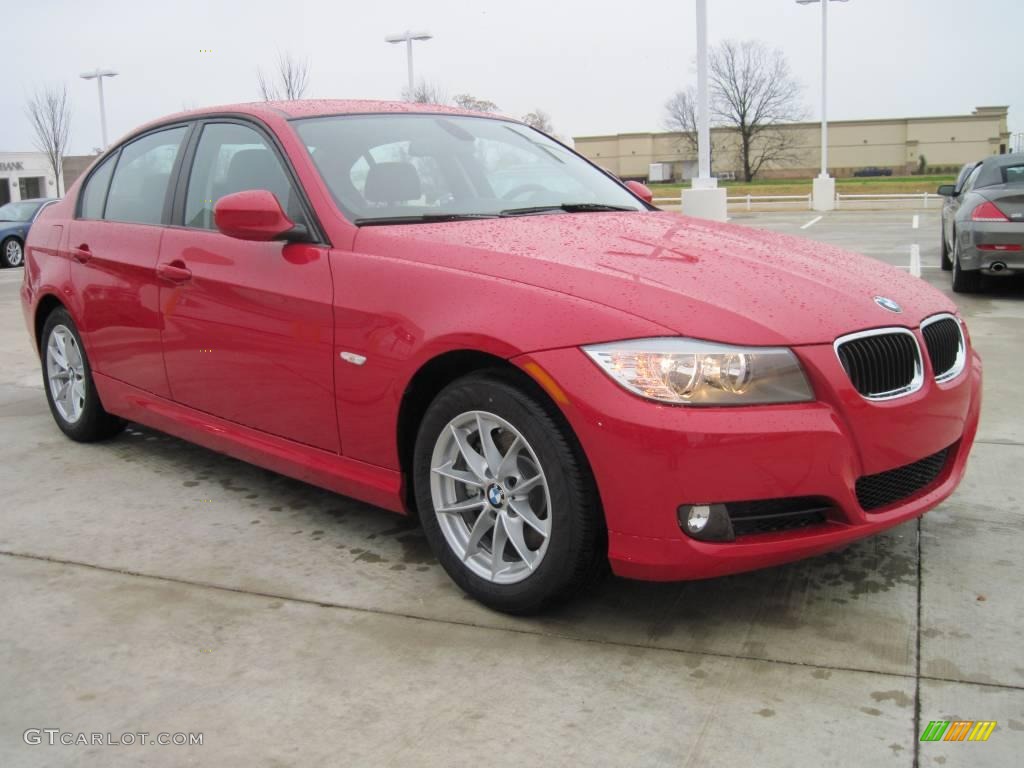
{"left": 156, "top": 261, "right": 192, "bottom": 283}
{"left": 70, "top": 245, "right": 92, "bottom": 263}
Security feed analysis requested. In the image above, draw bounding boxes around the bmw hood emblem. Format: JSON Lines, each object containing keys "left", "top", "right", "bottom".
{"left": 873, "top": 296, "right": 902, "bottom": 313}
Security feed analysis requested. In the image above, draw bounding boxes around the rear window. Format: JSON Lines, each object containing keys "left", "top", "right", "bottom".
{"left": 1003, "top": 164, "right": 1024, "bottom": 185}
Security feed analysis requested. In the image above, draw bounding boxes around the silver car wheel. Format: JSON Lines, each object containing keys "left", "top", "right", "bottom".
{"left": 429, "top": 410, "right": 552, "bottom": 584}
{"left": 46, "top": 325, "right": 86, "bottom": 424}
{"left": 5, "top": 239, "right": 23, "bottom": 267}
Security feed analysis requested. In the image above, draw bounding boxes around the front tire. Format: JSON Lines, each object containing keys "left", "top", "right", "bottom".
{"left": 413, "top": 372, "right": 604, "bottom": 613}
{"left": 41, "top": 308, "right": 124, "bottom": 442}
{"left": 2, "top": 237, "right": 23, "bottom": 268}
{"left": 951, "top": 238, "right": 982, "bottom": 293}
{"left": 940, "top": 226, "right": 952, "bottom": 271}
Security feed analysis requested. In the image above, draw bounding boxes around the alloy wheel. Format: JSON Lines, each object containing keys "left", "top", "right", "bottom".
{"left": 429, "top": 410, "right": 552, "bottom": 584}
{"left": 46, "top": 325, "right": 87, "bottom": 423}
{"left": 5, "top": 239, "right": 23, "bottom": 267}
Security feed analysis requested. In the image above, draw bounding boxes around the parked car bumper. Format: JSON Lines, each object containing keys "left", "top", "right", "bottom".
{"left": 958, "top": 222, "right": 1024, "bottom": 273}
{"left": 515, "top": 338, "right": 982, "bottom": 581}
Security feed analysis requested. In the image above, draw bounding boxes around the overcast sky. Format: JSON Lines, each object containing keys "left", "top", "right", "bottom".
{"left": 5, "top": 0, "right": 1021, "bottom": 154}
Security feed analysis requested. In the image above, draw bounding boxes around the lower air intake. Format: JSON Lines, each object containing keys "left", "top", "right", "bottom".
{"left": 855, "top": 447, "right": 951, "bottom": 511}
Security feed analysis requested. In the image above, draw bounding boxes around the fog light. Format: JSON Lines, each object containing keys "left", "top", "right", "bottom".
{"left": 677, "top": 503, "right": 735, "bottom": 542}
{"left": 686, "top": 505, "right": 711, "bottom": 533}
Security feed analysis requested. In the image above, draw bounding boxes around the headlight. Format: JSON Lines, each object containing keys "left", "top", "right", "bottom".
{"left": 582, "top": 337, "right": 813, "bottom": 406}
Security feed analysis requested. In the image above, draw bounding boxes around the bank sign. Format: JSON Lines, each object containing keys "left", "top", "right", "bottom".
{"left": 0, "top": 162, "right": 25, "bottom": 171}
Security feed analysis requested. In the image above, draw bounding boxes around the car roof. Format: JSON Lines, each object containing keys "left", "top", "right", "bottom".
{"left": 975, "top": 153, "right": 1024, "bottom": 187}
{"left": 981, "top": 152, "right": 1024, "bottom": 169}
{"left": 133, "top": 99, "right": 518, "bottom": 136}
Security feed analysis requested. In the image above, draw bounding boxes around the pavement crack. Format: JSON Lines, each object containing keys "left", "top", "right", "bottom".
{"left": 913, "top": 517, "right": 923, "bottom": 768}
{"left": 4, "top": 547, "right": 1023, "bottom": 694}
{"left": 974, "top": 438, "right": 1024, "bottom": 448}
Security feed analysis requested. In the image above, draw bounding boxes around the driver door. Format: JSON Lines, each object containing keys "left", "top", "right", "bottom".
{"left": 158, "top": 120, "right": 338, "bottom": 452}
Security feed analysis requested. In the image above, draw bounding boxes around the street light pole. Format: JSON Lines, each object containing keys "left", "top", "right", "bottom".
{"left": 695, "top": 0, "right": 712, "bottom": 183}
{"left": 79, "top": 68, "right": 118, "bottom": 148}
{"left": 385, "top": 31, "right": 433, "bottom": 96}
{"left": 681, "top": 0, "right": 727, "bottom": 221}
{"left": 797, "top": 0, "right": 848, "bottom": 211}
{"left": 819, "top": 0, "right": 828, "bottom": 178}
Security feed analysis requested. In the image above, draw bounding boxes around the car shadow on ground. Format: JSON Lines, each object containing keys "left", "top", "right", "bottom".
{"left": 95, "top": 419, "right": 921, "bottom": 672}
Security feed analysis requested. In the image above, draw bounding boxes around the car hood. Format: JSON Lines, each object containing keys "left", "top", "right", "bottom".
{"left": 354, "top": 211, "right": 956, "bottom": 346}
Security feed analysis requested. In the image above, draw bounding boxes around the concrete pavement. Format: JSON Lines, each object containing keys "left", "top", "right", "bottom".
{"left": 0, "top": 211, "right": 1021, "bottom": 766}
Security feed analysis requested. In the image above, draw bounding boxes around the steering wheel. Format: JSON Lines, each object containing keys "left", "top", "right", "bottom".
{"left": 501, "top": 183, "right": 549, "bottom": 201}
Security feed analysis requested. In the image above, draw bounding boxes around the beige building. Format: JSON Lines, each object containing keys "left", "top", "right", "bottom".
{"left": 574, "top": 106, "right": 1011, "bottom": 181}
{"left": 62, "top": 154, "right": 100, "bottom": 191}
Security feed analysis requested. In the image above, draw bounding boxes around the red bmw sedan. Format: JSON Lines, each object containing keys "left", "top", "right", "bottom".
{"left": 21, "top": 100, "right": 981, "bottom": 613}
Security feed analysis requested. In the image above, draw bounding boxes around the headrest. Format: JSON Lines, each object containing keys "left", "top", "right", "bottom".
{"left": 224, "top": 149, "right": 287, "bottom": 200}
{"left": 364, "top": 162, "right": 421, "bottom": 204}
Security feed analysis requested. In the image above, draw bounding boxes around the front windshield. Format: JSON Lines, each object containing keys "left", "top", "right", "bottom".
{"left": 293, "top": 114, "right": 644, "bottom": 223}
{"left": 0, "top": 201, "right": 44, "bottom": 222}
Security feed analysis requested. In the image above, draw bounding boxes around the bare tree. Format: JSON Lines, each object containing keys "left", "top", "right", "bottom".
{"left": 664, "top": 87, "right": 729, "bottom": 175}
{"left": 403, "top": 79, "right": 448, "bottom": 105}
{"left": 258, "top": 52, "right": 310, "bottom": 101}
{"left": 453, "top": 94, "right": 499, "bottom": 113}
{"left": 26, "top": 85, "right": 72, "bottom": 196}
{"left": 709, "top": 40, "right": 805, "bottom": 181}
{"left": 521, "top": 109, "right": 554, "bottom": 134}
{"left": 663, "top": 88, "right": 699, "bottom": 151}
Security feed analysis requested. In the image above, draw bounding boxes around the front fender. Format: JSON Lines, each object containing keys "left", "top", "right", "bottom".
{"left": 328, "top": 247, "right": 669, "bottom": 469}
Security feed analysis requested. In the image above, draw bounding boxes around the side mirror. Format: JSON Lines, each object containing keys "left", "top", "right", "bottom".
{"left": 937, "top": 185, "right": 956, "bottom": 197}
{"left": 214, "top": 189, "right": 307, "bottom": 242}
{"left": 624, "top": 180, "right": 654, "bottom": 204}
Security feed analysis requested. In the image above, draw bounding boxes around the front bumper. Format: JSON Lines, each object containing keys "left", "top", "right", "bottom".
{"left": 514, "top": 335, "right": 982, "bottom": 581}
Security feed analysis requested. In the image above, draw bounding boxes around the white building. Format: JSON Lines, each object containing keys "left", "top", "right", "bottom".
{"left": 0, "top": 152, "right": 63, "bottom": 206}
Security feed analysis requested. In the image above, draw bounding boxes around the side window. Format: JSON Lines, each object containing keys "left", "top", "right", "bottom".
{"left": 185, "top": 122, "right": 301, "bottom": 230}
{"left": 954, "top": 164, "right": 973, "bottom": 193}
{"left": 1001, "top": 165, "right": 1024, "bottom": 184}
{"left": 79, "top": 153, "right": 117, "bottom": 219}
{"left": 104, "top": 126, "right": 188, "bottom": 225}
{"left": 961, "top": 165, "right": 982, "bottom": 195}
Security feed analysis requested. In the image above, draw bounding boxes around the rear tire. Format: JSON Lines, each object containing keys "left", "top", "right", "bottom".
{"left": 413, "top": 372, "right": 604, "bottom": 614}
{"left": 41, "top": 308, "right": 124, "bottom": 442}
{"left": 951, "top": 239, "right": 981, "bottom": 293}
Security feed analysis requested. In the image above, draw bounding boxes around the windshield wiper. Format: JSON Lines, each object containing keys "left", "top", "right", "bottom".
{"left": 353, "top": 213, "right": 500, "bottom": 226}
{"left": 499, "top": 203, "right": 637, "bottom": 217}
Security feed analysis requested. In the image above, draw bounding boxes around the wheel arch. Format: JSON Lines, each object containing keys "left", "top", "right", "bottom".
{"left": 396, "top": 348, "right": 597, "bottom": 518}
{"left": 33, "top": 293, "right": 67, "bottom": 352}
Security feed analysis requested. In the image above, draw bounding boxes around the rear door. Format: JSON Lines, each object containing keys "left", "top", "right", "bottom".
{"left": 157, "top": 119, "right": 338, "bottom": 452}
{"left": 67, "top": 124, "right": 191, "bottom": 397}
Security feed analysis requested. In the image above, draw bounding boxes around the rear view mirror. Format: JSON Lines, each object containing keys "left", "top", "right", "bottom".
{"left": 937, "top": 185, "right": 956, "bottom": 197}
{"left": 214, "top": 190, "right": 307, "bottom": 242}
{"left": 624, "top": 180, "right": 655, "bottom": 204}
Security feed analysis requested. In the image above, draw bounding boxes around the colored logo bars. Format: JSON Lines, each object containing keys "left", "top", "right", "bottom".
{"left": 920, "top": 721, "right": 997, "bottom": 742}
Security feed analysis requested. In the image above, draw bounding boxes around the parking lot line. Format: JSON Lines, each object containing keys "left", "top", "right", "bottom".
{"left": 910, "top": 244, "right": 921, "bottom": 277}
{"left": 800, "top": 216, "right": 823, "bottom": 230}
